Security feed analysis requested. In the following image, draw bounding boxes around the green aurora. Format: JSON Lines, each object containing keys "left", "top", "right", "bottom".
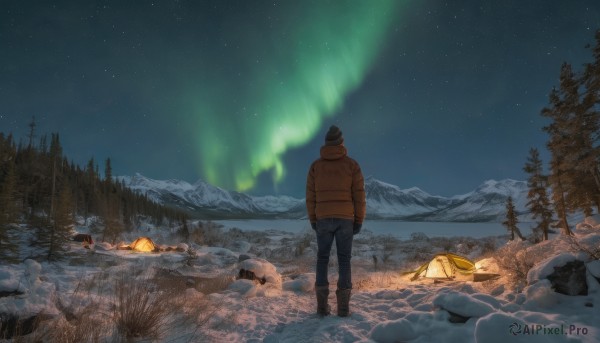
{"left": 191, "top": 1, "right": 402, "bottom": 192}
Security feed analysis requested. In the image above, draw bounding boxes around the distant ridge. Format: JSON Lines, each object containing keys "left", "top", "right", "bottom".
{"left": 118, "top": 174, "right": 529, "bottom": 222}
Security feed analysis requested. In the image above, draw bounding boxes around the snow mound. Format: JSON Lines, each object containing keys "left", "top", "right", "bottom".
{"left": 584, "top": 214, "right": 600, "bottom": 227}
{"left": 94, "top": 241, "right": 113, "bottom": 251}
{"left": 475, "top": 312, "right": 574, "bottom": 343}
{"left": 432, "top": 290, "right": 495, "bottom": 318}
{"left": 228, "top": 279, "right": 260, "bottom": 298}
{"left": 523, "top": 279, "right": 560, "bottom": 308}
{"left": 475, "top": 257, "right": 501, "bottom": 274}
{"left": 526, "top": 253, "right": 586, "bottom": 285}
{"left": 0, "top": 260, "right": 57, "bottom": 316}
{"left": 282, "top": 273, "right": 315, "bottom": 292}
{"left": 238, "top": 258, "right": 282, "bottom": 285}
{"left": 0, "top": 268, "right": 23, "bottom": 292}
{"left": 370, "top": 318, "right": 417, "bottom": 343}
{"left": 228, "top": 240, "right": 251, "bottom": 253}
{"left": 588, "top": 260, "right": 600, "bottom": 279}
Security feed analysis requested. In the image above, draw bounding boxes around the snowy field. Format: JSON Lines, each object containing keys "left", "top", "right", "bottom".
{"left": 216, "top": 219, "right": 522, "bottom": 239}
{"left": 1, "top": 218, "right": 599, "bottom": 342}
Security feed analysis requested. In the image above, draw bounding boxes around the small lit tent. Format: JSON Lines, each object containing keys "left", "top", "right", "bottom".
{"left": 411, "top": 253, "right": 476, "bottom": 281}
{"left": 129, "top": 237, "right": 158, "bottom": 252}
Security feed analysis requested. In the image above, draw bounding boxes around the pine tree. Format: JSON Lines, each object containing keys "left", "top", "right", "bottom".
{"left": 542, "top": 64, "right": 578, "bottom": 235}
{"left": 27, "top": 116, "right": 36, "bottom": 150}
{"left": 49, "top": 133, "right": 63, "bottom": 217}
{"left": 46, "top": 182, "right": 74, "bottom": 260}
{"left": 0, "top": 161, "right": 20, "bottom": 262}
{"left": 0, "top": 161, "right": 20, "bottom": 225}
{"left": 102, "top": 190, "right": 123, "bottom": 244}
{"left": 104, "top": 158, "right": 112, "bottom": 183}
{"left": 178, "top": 216, "right": 190, "bottom": 242}
{"left": 502, "top": 196, "right": 524, "bottom": 241}
{"left": 581, "top": 30, "right": 600, "bottom": 207}
{"left": 523, "top": 148, "right": 553, "bottom": 241}
{"left": 48, "top": 182, "right": 74, "bottom": 260}
{"left": 549, "top": 159, "right": 572, "bottom": 236}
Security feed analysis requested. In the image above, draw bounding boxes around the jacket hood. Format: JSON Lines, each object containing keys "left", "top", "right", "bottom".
{"left": 320, "top": 145, "right": 347, "bottom": 160}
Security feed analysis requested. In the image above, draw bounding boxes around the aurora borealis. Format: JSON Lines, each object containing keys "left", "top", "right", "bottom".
{"left": 1, "top": 1, "right": 600, "bottom": 197}
{"left": 191, "top": 1, "right": 399, "bottom": 191}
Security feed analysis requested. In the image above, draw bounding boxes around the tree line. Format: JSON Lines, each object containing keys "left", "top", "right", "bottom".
{"left": 506, "top": 30, "right": 600, "bottom": 242}
{"left": 0, "top": 122, "right": 188, "bottom": 262}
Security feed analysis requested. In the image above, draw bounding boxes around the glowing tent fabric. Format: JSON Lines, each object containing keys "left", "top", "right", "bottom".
{"left": 128, "top": 237, "right": 157, "bottom": 252}
{"left": 410, "top": 253, "right": 476, "bottom": 281}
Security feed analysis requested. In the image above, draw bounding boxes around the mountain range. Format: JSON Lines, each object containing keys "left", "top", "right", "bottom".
{"left": 118, "top": 174, "right": 530, "bottom": 222}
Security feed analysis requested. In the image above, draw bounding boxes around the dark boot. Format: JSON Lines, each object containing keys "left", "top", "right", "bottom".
{"left": 336, "top": 289, "right": 351, "bottom": 317}
{"left": 315, "top": 285, "right": 331, "bottom": 316}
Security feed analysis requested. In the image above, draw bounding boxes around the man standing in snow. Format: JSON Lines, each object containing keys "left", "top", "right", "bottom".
{"left": 306, "top": 125, "right": 366, "bottom": 317}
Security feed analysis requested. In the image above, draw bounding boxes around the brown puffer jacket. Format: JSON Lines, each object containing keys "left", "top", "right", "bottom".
{"left": 306, "top": 145, "right": 366, "bottom": 224}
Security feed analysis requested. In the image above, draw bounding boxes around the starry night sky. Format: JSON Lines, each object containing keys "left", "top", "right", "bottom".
{"left": 1, "top": 0, "right": 600, "bottom": 198}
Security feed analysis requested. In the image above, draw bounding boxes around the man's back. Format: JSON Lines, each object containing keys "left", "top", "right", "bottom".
{"left": 306, "top": 144, "right": 366, "bottom": 224}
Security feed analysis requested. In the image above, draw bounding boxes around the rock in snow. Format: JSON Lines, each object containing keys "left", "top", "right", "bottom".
{"left": 527, "top": 253, "right": 581, "bottom": 285}
{"left": 238, "top": 258, "right": 282, "bottom": 286}
{"left": 547, "top": 260, "right": 588, "bottom": 296}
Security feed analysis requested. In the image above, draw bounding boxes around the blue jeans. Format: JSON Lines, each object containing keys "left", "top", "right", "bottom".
{"left": 315, "top": 218, "right": 353, "bottom": 289}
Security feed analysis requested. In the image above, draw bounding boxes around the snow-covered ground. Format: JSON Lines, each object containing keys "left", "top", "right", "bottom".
{"left": 216, "top": 219, "right": 522, "bottom": 239}
{"left": 1, "top": 218, "right": 599, "bottom": 342}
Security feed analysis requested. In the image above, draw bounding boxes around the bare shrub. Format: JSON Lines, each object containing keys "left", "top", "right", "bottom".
{"left": 366, "top": 235, "right": 400, "bottom": 268}
{"left": 294, "top": 232, "right": 313, "bottom": 257}
{"left": 52, "top": 288, "right": 108, "bottom": 342}
{"left": 195, "top": 274, "right": 234, "bottom": 295}
{"left": 494, "top": 243, "right": 536, "bottom": 290}
{"left": 45, "top": 306, "right": 107, "bottom": 343}
{"left": 169, "top": 294, "right": 223, "bottom": 342}
{"left": 112, "top": 274, "right": 180, "bottom": 341}
{"left": 479, "top": 237, "right": 499, "bottom": 257}
{"left": 184, "top": 247, "right": 198, "bottom": 267}
{"left": 151, "top": 265, "right": 232, "bottom": 296}
{"left": 354, "top": 270, "right": 400, "bottom": 290}
{"left": 381, "top": 235, "right": 399, "bottom": 265}
{"left": 190, "top": 221, "right": 225, "bottom": 246}
{"left": 402, "top": 246, "right": 432, "bottom": 264}
{"left": 431, "top": 237, "right": 454, "bottom": 252}
{"left": 409, "top": 232, "right": 429, "bottom": 242}
{"left": 1, "top": 312, "right": 58, "bottom": 343}
{"left": 568, "top": 236, "right": 600, "bottom": 260}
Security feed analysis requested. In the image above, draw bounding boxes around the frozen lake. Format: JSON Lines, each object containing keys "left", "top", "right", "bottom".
{"left": 214, "top": 219, "right": 534, "bottom": 240}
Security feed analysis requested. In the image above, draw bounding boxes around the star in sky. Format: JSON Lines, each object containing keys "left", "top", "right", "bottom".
{"left": 0, "top": 0, "right": 599, "bottom": 197}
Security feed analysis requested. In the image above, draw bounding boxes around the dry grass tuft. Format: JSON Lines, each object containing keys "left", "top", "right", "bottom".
{"left": 45, "top": 306, "right": 107, "bottom": 343}
{"left": 195, "top": 274, "right": 234, "bottom": 295}
{"left": 112, "top": 273, "right": 180, "bottom": 341}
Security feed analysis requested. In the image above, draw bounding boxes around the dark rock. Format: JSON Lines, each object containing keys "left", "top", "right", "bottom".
{"left": 547, "top": 260, "right": 588, "bottom": 296}
{"left": 238, "top": 254, "right": 252, "bottom": 262}
{"left": 0, "top": 313, "right": 47, "bottom": 339}
{"left": 238, "top": 268, "right": 266, "bottom": 285}
{"left": 0, "top": 290, "right": 23, "bottom": 298}
{"left": 447, "top": 310, "right": 470, "bottom": 324}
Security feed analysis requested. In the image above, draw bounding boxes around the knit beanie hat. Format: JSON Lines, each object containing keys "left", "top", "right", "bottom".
{"left": 325, "top": 125, "right": 344, "bottom": 146}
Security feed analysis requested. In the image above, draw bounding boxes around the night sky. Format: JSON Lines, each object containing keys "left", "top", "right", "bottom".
{"left": 1, "top": 1, "right": 600, "bottom": 198}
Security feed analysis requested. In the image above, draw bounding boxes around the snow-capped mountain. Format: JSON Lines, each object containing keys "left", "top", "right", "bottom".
{"left": 364, "top": 177, "right": 456, "bottom": 218}
{"left": 118, "top": 174, "right": 529, "bottom": 222}
{"left": 118, "top": 174, "right": 305, "bottom": 218}
{"left": 402, "top": 179, "right": 530, "bottom": 222}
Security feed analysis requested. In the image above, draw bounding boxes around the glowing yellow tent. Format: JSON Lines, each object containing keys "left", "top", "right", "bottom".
{"left": 410, "top": 253, "right": 476, "bottom": 281}
{"left": 128, "top": 237, "right": 158, "bottom": 252}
